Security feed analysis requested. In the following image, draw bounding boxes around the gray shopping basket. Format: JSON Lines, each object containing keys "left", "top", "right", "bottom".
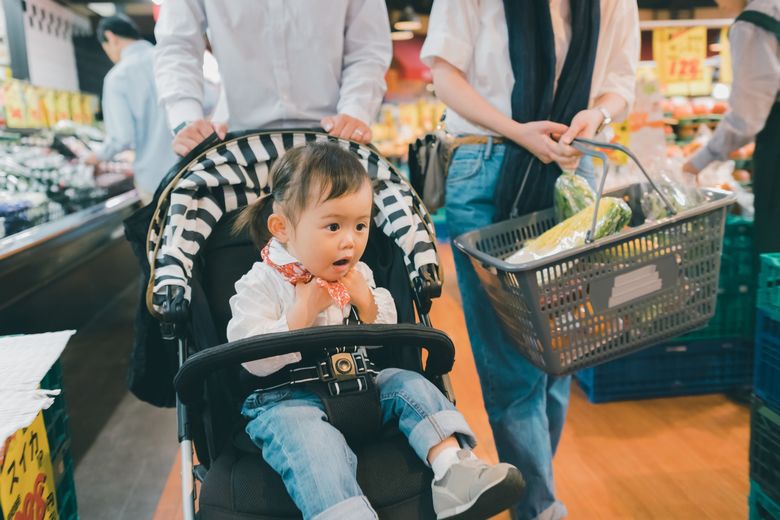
{"left": 453, "top": 138, "right": 736, "bottom": 375}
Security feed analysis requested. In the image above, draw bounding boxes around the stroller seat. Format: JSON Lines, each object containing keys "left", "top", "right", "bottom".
{"left": 198, "top": 429, "right": 436, "bottom": 519}
{"left": 130, "top": 130, "right": 453, "bottom": 520}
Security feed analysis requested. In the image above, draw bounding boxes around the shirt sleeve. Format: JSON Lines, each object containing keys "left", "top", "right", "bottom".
{"left": 419, "top": 0, "right": 479, "bottom": 74}
{"left": 226, "top": 264, "right": 302, "bottom": 377}
{"left": 98, "top": 72, "right": 135, "bottom": 161}
{"left": 690, "top": 18, "right": 780, "bottom": 171}
{"left": 336, "top": 0, "right": 393, "bottom": 125}
{"left": 593, "top": 1, "right": 640, "bottom": 118}
{"left": 153, "top": 0, "right": 208, "bottom": 131}
{"left": 355, "top": 262, "right": 398, "bottom": 325}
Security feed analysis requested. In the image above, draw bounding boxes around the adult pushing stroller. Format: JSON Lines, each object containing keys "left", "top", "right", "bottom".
{"left": 125, "top": 130, "right": 468, "bottom": 519}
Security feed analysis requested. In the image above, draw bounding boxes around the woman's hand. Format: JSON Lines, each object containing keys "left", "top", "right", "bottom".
{"left": 559, "top": 108, "right": 605, "bottom": 145}
{"left": 287, "top": 280, "right": 333, "bottom": 330}
{"left": 341, "top": 270, "right": 377, "bottom": 323}
{"left": 508, "top": 121, "right": 580, "bottom": 169}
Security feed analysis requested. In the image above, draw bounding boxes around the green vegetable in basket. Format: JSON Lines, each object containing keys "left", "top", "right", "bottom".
{"left": 640, "top": 176, "right": 705, "bottom": 221}
{"left": 554, "top": 171, "right": 596, "bottom": 222}
{"left": 507, "top": 197, "right": 632, "bottom": 264}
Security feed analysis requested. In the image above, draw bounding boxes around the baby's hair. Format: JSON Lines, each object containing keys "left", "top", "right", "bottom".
{"left": 234, "top": 142, "right": 371, "bottom": 249}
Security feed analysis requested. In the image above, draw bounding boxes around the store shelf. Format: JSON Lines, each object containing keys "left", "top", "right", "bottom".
{"left": 0, "top": 190, "right": 139, "bottom": 332}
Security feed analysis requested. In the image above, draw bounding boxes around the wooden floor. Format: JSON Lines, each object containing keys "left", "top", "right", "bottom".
{"left": 154, "top": 244, "right": 750, "bottom": 519}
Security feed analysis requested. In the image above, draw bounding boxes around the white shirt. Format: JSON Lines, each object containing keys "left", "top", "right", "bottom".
{"left": 226, "top": 239, "right": 398, "bottom": 377}
{"left": 420, "top": 0, "right": 640, "bottom": 136}
{"left": 99, "top": 41, "right": 178, "bottom": 195}
{"left": 154, "top": 0, "right": 392, "bottom": 132}
{"left": 690, "top": 0, "right": 780, "bottom": 170}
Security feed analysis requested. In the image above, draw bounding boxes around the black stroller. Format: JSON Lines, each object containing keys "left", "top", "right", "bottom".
{"left": 128, "top": 130, "right": 465, "bottom": 519}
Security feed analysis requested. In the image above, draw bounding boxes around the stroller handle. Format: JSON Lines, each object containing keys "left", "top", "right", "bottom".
{"left": 174, "top": 324, "right": 456, "bottom": 406}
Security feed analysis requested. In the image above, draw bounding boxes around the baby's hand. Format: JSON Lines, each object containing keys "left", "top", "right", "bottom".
{"left": 342, "top": 269, "right": 377, "bottom": 323}
{"left": 287, "top": 280, "right": 332, "bottom": 329}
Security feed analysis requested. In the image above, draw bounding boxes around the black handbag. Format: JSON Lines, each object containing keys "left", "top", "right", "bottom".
{"left": 408, "top": 128, "right": 452, "bottom": 213}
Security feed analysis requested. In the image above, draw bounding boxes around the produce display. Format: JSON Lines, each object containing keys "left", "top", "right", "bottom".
{"left": 554, "top": 171, "right": 596, "bottom": 222}
{"left": 507, "top": 197, "right": 633, "bottom": 264}
{"left": 0, "top": 127, "right": 133, "bottom": 239}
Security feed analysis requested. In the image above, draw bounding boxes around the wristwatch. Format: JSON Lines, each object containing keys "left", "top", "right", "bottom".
{"left": 595, "top": 106, "right": 612, "bottom": 136}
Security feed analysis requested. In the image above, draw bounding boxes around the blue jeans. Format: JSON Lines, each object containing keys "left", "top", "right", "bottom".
{"left": 241, "top": 367, "right": 477, "bottom": 520}
{"left": 445, "top": 141, "right": 588, "bottom": 520}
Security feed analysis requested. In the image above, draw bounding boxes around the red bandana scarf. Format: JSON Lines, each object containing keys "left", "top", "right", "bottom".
{"left": 261, "top": 241, "right": 351, "bottom": 309}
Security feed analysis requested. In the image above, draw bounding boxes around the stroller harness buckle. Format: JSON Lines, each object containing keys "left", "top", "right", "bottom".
{"left": 318, "top": 350, "right": 374, "bottom": 397}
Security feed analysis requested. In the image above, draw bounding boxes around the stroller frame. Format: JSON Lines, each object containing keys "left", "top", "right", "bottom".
{"left": 142, "top": 130, "right": 455, "bottom": 520}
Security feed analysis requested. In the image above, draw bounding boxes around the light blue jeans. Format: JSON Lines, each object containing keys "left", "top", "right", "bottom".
{"left": 445, "top": 142, "right": 593, "bottom": 520}
{"left": 241, "top": 367, "right": 477, "bottom": 520}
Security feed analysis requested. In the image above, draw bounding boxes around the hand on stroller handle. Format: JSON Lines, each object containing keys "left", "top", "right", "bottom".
{"left": 174, "top": 324, "right": 456, "bottom": 405}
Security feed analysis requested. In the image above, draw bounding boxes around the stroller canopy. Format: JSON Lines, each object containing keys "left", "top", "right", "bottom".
{"left": 144, "top": 130, "right": 439, "bottom": 317}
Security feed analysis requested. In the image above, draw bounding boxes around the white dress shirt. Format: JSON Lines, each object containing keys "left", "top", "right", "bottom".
{"left": 154, "top": 0, "right": 392, "bottom": 132}
{"left": 227, "top": 239, "right": 398, "bottom": 377}
{"left": 690, "top": 0, "right": 780, "bottom": 170}
{"left": 99, "top": 40, "right": 178, "bottom": 194}
{"left": 420, "top": 0, "right": 640, "bottom": 136}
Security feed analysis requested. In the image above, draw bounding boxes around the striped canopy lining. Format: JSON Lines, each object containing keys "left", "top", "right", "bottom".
{"left": 146, "top": 131, "right": 439, "bottom": 316}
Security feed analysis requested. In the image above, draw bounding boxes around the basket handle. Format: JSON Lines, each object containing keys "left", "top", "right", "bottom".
{"left": 571, "top": 137, "right": 677, "bottom": 244}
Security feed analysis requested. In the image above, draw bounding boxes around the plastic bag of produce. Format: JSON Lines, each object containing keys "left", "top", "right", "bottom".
{"left": 641, "top": 168, "right": 705, "bottom": 221}
{"left": 554, "top": 171, "right": 596, "bottom": 222}
{"left": 507, "top": 197, "right": 632, "bottom": 264}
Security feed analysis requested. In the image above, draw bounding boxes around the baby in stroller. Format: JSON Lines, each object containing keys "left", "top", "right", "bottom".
{"left": 227, "top": 142, "right": 525, "bottom": 520}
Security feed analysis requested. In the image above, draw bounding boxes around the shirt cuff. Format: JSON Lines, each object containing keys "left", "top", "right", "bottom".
{"left": 337, "top": 103, "right": 373, "bottom": 127}
{"left": 690, "top": 144, "right": 721, "bottom": 172}
{"left": 166, "top": 98, "right": 205, "bottom": 133}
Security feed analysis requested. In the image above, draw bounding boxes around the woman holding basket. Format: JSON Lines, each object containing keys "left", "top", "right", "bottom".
{"left": 420, "top": 1, "right": 639, "bottom": 518}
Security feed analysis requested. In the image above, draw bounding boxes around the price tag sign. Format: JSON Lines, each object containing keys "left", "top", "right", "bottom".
{"left": 0, "top": 412, "right": 59, "bottom": 520}
{"left": 653, "top": 27, "right": 709, "bottom": 94}
{"left": 719, "top": 27, "right": 733, "bottom": 84}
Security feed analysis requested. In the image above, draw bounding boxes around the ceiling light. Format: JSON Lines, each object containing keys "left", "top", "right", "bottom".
{"left": 394, "top": 6, "right": 421, "bottom": 31}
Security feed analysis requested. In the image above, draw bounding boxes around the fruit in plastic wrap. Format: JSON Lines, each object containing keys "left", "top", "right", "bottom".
{"left": 554, "top": 171, "right": 596, "bottom": 222}
{"left": 507, "top": 197, "right": 632, "bottom": 264}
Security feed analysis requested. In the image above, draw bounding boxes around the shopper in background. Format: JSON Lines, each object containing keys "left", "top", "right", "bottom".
{"left": 683, "top": 0, "right": 780, "bottom": 258}
{"left": 421, "top": 1, "right": 639, "bottom": 518}
{"left": 153, "top": 1, "right": 391, "bottom": 157}
{"left": 89, "top": 15, "right": 177, "bottom": 205}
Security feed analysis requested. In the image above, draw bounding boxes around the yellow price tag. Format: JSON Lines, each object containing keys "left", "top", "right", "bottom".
{"left": 719, "top": 27, "right": 733, "bottom": 84}
{"left": 653, "top": 26, "right": 710, "bottom": 95}
{"left": 0, "top": 412, "right": 59, "bottom": 520}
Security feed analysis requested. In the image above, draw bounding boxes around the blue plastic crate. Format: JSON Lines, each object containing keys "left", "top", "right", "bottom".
{"left": 751, "top": 398, "right": 780, "bottom": 505}
{"left": 751, "top": 481, "right": 780, "bottom": 520}
{"left": 755, "top": 311, "right": 780, "bottom": 412}
{"left": 576, "top": 338, "right": 753, "bottom": 403}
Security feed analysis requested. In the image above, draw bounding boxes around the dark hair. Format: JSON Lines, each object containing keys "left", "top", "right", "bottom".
{"left": 234, "top": 142, "right": 371, "bottom": 249}
{"left": 96, "top": 15, "right": 141, "bottom": 43}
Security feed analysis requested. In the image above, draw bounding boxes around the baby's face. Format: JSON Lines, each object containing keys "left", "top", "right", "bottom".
{"left": 286, "top": 180, "right": 373, "bottom": 282}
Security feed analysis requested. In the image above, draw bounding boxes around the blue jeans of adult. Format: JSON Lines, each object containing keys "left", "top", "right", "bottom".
{"left": 241, "top": 367, "right": 477, "bottom": 520}
{"left": 445, "top": 140, "right": 593, "bottom": 520}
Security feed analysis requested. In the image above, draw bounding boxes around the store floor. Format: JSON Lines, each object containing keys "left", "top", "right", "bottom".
{"left": 150, "top": 244, "right": 750, "bottom": 519}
